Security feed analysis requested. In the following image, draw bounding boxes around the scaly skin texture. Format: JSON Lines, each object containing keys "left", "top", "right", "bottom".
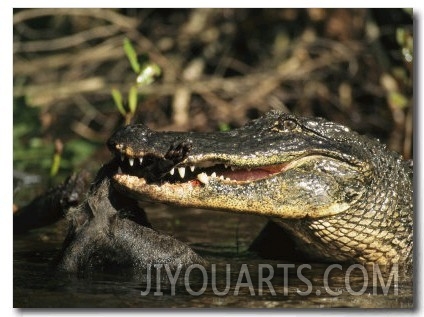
{"left": 108, "top": 111, "right": 413, "bottom": 269}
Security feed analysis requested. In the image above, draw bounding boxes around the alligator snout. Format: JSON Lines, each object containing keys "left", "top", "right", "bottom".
{"left": 143, "top": 139, "right": 193, "bottom": 182}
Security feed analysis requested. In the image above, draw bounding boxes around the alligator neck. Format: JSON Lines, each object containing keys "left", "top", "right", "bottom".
{"left": 276, "top": 145, "right": 413, "bottom": 268}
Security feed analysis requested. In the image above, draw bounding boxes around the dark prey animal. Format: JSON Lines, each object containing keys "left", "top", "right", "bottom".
{"left": 56, "top": 162, "right": 204, "bottom": 275}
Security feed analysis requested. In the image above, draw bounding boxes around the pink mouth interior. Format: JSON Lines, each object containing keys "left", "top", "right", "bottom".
{"left": 213, "top": 164, "right": 286, "bottom": 182}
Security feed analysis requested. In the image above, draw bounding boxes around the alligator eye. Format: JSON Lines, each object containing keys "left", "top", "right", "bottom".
{"left": 282, "top": 119, "right": 297, "bottom": 131}
{"left": 272, "top": 118, "right": 299, "bottom": 132}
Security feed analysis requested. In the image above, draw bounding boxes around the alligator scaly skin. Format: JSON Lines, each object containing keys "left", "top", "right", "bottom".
{"left": 108, "top": 111, "right": 413, "bottom": 269}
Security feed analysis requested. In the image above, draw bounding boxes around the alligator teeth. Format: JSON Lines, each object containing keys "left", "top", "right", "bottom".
{"left": 224, "top": 164, "right": 228, "bottom": 169}
{"left": 231, "top": 166, "right": 236, "bottom": 171}
{"left": 118, "top": 166, "right": 122, "bottom": 174}
{"left": 225, "top": 177, "right": 231, "bottom": 181}
{"left": 219, "top": 175, "right": 224, "bottom": 180}
{"left": 121, "top": 154, "right": 125, "bottom": 161}
{"left": 170, "top": 168, "right": 175, "bottom": 175}
{"left": 129, "top": 158, "right": 134, "bottom": 166}
{"left": 139, "top": 157, "right": 143, "bottom": 165}
{"left": 190, "top": 166, "right": 195, "bottom": 172}
{"left": 211, "top": 172, "right": 217, "bottom": 178}
{"left": 197, "top": 172, "right": 209, "bottom": 185}
{"left": 178, "top": 167, "right": 186, "bottom": 178}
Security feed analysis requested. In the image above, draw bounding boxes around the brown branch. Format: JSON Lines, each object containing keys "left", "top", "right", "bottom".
{"left": 71, "top": 121, "right": 108, "bottom": 142}
{"left": 14, "top": 77, "right": 106, "bottom": 106}
{"left": 13, "top": 8, "right": 138, "bottom": 29}
{"left": 14, "top": 37, "right": 124, "bottom": 75}
{"left": 14, "top": 24, "right": 121, "bottom": 53}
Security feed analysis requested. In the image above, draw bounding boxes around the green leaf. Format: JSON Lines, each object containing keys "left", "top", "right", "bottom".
{"left": 123, "top": 38, "right": 140, "bottom": 74}
{"left": 218, "top": 122, "right": 231, "bottom": 132}
{"left": 128, "top": 85, "right": 138, "bottom": 114}
{"left": 396, "top": 28, "right": 406, "bottom": 47}
{"left": 111, "top": 88, "right": 126, "bottom": 116}
{"left": 50, "top": 153, "right": 61, "bottom": 177}
{"left": 389, "top": 91, "right": 409, "bottom": 109}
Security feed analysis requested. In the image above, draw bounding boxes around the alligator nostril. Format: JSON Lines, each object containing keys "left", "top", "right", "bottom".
{"left": 165, "top": 140, "right": 193, "bottom": 164}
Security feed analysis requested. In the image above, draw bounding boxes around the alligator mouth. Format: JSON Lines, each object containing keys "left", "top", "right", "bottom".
{"left": 114, "top": 152, "right": 292, "bottom": 186}
{"left": 111, "top": 149, "right": 356, "bottom": 219}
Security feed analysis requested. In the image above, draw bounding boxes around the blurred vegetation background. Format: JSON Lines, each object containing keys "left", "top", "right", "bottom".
{"left": 13, "top": 8, "right": 413, "bottom": 195}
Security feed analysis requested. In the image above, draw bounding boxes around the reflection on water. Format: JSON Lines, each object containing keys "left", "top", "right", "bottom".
{"left": 14, "top": 205, "right": 413, "bottom": 308}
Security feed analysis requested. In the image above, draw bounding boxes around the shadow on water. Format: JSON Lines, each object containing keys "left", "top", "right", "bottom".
{"left": 14, "top": 205, "right": 413, "bottom": 308}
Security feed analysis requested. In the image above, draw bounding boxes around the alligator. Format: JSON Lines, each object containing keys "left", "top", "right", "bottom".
{"left": 107, "top": 111, "right": 413, "bottom": 270}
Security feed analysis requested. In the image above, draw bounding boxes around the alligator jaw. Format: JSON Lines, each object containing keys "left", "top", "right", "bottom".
{"left": 114, "top": 150, "right": 296, "bottom": 185}
{"left": 112, "top": 152, "right": 354, "bottom": 219}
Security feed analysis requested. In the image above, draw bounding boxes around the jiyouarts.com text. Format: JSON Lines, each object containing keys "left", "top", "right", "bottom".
{"left": 139, "top": 263, "right": 399, "bottom": 297}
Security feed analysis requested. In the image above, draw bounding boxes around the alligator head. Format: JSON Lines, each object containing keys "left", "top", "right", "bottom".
{"left": 107, "top": 111, "right": 413, "bottom": 267}
{"left": 107, "top": 112, "right": 372, "bottom": 218}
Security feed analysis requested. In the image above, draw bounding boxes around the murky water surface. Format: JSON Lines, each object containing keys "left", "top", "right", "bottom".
{"left": 14, "top": 204, "right": 413, "bottom": 308}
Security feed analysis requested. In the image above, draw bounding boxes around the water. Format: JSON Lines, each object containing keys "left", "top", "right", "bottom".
{"left": 14, "top": 205, "right": 413, "bottom": 308}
